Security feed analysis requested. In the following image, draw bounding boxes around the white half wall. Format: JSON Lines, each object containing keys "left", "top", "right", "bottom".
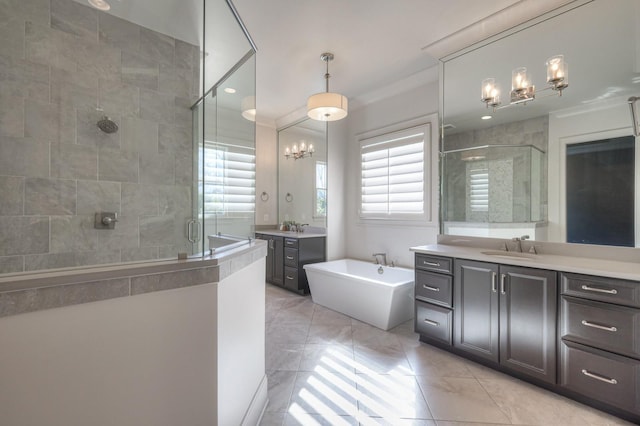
{"left": 346, "top": 81, "right": 440, "bottom": 267}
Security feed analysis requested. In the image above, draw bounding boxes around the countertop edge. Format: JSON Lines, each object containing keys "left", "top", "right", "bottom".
{"left": 411, "top": 244, "right": 640, "bottom": 282}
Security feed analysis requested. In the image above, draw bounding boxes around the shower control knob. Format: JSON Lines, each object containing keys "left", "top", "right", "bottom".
{"left": 102, "top": 216, "right": 118, "bottom": 225}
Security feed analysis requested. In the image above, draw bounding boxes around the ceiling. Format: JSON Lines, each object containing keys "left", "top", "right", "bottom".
{"left": 75, "top": 0, "right": 578, "bottom": 123}
{"left": 231, "top": 0, "right": 575, "bottom": 124}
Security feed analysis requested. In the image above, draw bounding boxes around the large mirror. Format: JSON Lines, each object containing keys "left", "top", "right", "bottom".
{"left": 277, "top": 119, "right": 327, "bottom": 230}
{"left": 441, "top": 0, "right": 640, "bottom": 247}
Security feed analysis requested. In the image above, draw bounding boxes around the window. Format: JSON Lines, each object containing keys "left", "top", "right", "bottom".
{"left": 314, "top": 161, "right": 327, "bottom": 217}
{"left": 360, "top": 124, "right": 429, "bottom": 220}
{"left": 201, "top": 142, "right": 255, "bottom": 217}
{"left": 468, "top": 167, "right": 489, "bottom": 212}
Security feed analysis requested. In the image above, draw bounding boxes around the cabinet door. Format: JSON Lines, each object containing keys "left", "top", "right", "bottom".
{"left": 255, "top": 234, "right": 273, "bottom": 282}
{"left": 499, "top": 265, "right": 557, "bottom": 384}
{"left": 272, "top": 237, "right": 284, "bottom": 286}
{"left": 454, "top": 259, "right": 499, "bottom": 363}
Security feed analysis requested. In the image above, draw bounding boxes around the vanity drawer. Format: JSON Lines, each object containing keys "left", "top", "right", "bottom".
{"left": 561, "top": 296, "right": 640, "bottom": 359}
{"left": 560, "top": 340, "right": 640, "bottom": 415}
{"left": 561, "top": 273, "right": 640, "bottom": 308}
{"left": 284, "top": 238, "right": 298, "bottom": 248}
{"left": 284, "top": 266, "right": 298, "bottom": 291}
{"left": 415, "top": 270, "right": 452, "bottom": 307}
{"left": 415, "top": 300, "right": 452, "bottom": 345}
{"left": 415, "top": 254, "right": 453, "bottom": 274}
{"left": 284, "top": 248, "right": 298, "bottom": 267}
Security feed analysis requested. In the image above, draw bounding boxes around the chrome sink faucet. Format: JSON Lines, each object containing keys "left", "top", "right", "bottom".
{"left": 372, "top": 252, "right": 387, "bottom": 266}
{"left": 512, "top": 235, "right": 530, "bottom": 253}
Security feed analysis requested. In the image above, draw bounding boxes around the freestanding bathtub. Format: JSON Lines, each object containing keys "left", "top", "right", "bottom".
{"left": 303, "top": 259, "right": 414, "bottom": 330}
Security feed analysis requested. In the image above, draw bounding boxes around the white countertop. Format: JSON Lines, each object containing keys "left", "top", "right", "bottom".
{"left": 255, "top": 230, "right": 326, "bottom": 239}
{"left": 411, "top": 244, "right": 640, "bottom": 282}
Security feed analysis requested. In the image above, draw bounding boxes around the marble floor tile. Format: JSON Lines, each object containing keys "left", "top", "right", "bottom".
{"left": 283, "top": 412, "right": 358, "bottom": 425}
{"left": 312, "top": 305, "right": 353, "bottom": 325}
{"left": 359, "top": 418, "right": 437, "bottom": 426}
{"left": 352, "top": 320, "right": 403, "bottom": 348}
{"left": 353, "top": 344, "right": 414, "bottom": 375}
{"left": 415, "top": 376, "right": 511, "bottom": 423}
{"left": 266, "top": 343, "right": 305, "bottom": 371}
{"left": 288, "top": 371, "right": 359, "bottom": 416}
{"left": 356, "top": 373, "right": 433, "bottom": 420}
{"left": 478, "top": 376, "right": 635, "bottom": 426}
{"left": 267, "top": 322, "right": 310, "bottom": 345}
{"left": 306, "top": 324, "right": 353, "bottom": 345}
{"left": 266, "top": 370, "right": 297, "bottom": 413}
{"left": 299, "top": 344, "right": 356, "bottom": 374}
{"left": 404, "top": 345, "right": 474, "bottom": 378}
{"left": 434, "top": 422, "right": 511, "bottom": 426}
{"left": 259, "top": 411, "right": 285, "bottom": 426}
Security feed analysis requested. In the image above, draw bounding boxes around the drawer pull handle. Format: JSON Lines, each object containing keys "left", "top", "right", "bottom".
{"left": 422, "top": 261, "right": 440, "bottom": 267}
{"left": 423, "top": 319, "right": 440, "bottom": 327}
{"left": 286, "top": 275, "right": 295, "bottom": 280}
{"left": 581, "top": 285, "right": 618, "bottom": 295}
{"left": 286, "top": 256, "right": 294, "bottom": 260}
{"left": 581, "top": 369, "right": 618, "bottom": 385}
{"left": 581, "top": 320, "right": 617, "bottom": 332}
{"left": 422, "top": 285, "right": 440, "bottom": 292}
{"left": 500, "top": 273, "right": 507, "bottom": 295}
{"left": 491, "top": 272, "right": 497, "bottom": 293}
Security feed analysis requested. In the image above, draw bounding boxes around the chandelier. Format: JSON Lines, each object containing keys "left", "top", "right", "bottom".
{"left": 284, "top": 141, "right": 314, "bottom": 160}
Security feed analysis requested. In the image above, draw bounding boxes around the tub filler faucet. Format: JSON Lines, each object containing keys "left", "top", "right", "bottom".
{"left": 372, "top": 253, "right": 387, "bottom": 266}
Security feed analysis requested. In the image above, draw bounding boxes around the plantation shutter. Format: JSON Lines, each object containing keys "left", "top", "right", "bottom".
{"left": 360, "top": 127, "right": 425, "bottom": 218}
{"left": 469, "top": 168, "right": 489, "bottom": 212}
{"left": 203, "top": 143, "right": 255, "bottom": 215}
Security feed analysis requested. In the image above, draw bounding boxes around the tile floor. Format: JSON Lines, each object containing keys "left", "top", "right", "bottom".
{"left": 260, "top": 284, "right": 635, "bottom": 426}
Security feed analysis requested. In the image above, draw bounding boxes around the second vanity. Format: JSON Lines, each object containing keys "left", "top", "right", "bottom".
{"left": 255, "top": 230, "right": 326, "bottom": 294}
{"left": 411, "top": 236, "right": 640, "bottom": 424}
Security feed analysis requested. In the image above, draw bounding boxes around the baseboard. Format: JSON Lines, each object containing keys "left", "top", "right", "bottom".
{"left": 241, "top": 374, "right": 269, "bottom": 426}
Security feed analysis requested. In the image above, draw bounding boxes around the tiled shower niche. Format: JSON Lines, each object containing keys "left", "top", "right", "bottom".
{"left": 0, "top": 0, "right": 200, "bottom": 273}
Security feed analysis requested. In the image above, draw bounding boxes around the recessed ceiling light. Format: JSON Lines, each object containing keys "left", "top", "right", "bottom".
{"left": 224, "top": 88, "right": 236, "bottom": 94}
{"left": 481, "top": 115, "right": 492, "bottom": 120}
{"left": 88, "top": 0, "right": 111, "bottom": 11}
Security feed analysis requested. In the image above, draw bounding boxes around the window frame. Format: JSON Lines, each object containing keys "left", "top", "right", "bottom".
{"left": 357, "top": 115, "right": 438, "bottom": 225}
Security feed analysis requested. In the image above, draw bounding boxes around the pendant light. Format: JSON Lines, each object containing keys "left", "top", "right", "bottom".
{"left": 307, "top": 52, "right": 348, "bottom": 121}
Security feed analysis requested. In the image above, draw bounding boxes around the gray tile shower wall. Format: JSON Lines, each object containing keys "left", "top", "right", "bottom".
{"left": 0, "top": 0, "right": 200, "bottom": 274}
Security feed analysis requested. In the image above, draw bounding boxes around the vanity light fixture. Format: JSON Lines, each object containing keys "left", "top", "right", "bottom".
{"left": 481, "top": 54, "right": 569, "bottom": 110}
{"left": 307, "top": 52, "right": 348, "bottom": 121}
{"left": 284, "top": 140, "right": 314, "bottom": 160}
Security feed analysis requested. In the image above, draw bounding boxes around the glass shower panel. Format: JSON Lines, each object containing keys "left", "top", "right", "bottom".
{"left": 200, "top": 54, "right": 256, "bottom": 253}
{"left": 442, "top": 145, "right": 545, "bottom": 229}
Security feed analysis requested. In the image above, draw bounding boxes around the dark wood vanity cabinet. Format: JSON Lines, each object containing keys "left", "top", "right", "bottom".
{"left": 453, "top": 259, "right": 557, "bottom": 384}
{"left": 255, "top": 234, "right": 283, "bottom": 286}
{"left": 414, "top": 254, "right": 454, "bottom": 346}
{"left": 256, "top": 233, "right": 325, "bottom": 294}
{"left": 559, "top": 273, "right": 640, "bottom": 417}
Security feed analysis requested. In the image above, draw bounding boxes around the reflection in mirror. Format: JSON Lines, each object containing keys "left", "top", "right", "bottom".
{"left": 441, "top": 0, "right": 640, "bottom": 247}
{"left": 277, "top": 119, "right": 327, "bottom": 231}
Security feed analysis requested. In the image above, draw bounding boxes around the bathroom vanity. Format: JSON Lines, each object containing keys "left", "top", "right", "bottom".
{"left": 411, "top": 237, "right": 640, "bottom": 423}
{"left": 255, "top": 230, "right": 326, "bottom": 294}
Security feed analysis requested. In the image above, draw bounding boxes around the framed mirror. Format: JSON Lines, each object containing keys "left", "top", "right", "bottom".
{"left": 277, "top": 119, "right": 327, "bottom": 230}
{"left": 441, "top": 0, "right": 640, "bottom": 247}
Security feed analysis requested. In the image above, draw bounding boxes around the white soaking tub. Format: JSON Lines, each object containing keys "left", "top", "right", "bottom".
{"left": 303, "top": 259, "right": 414, "bottom": 330}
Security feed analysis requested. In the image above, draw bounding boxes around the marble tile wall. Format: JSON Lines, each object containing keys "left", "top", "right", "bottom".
{"left": 444, "top": 116, "right": 548, "bottom": 223}
{"left": 0, "top": 0, "right": 200, "bottom": 274}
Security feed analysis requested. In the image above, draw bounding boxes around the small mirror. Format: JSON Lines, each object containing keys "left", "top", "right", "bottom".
{"left": 277, "top": 119, "right": 327, "bottom": 230}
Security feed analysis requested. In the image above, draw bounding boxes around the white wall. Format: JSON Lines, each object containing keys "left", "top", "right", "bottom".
{"left": 345, "top": 81, "right": 440, "bottom": 267}
{"left": 327, "top": 119, "right": 348, "bottom": 260}
{"left": 256, "top": 123, "right": 278, "bottom": 226}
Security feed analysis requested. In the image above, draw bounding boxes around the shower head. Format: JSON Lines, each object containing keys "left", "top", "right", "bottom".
{"left": 97, "top": 116, "right": 118, "bottom": 134}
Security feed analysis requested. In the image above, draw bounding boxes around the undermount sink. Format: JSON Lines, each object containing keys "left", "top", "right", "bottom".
{"left": 481, "top": 250, "right": 538, "bottom": 260}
